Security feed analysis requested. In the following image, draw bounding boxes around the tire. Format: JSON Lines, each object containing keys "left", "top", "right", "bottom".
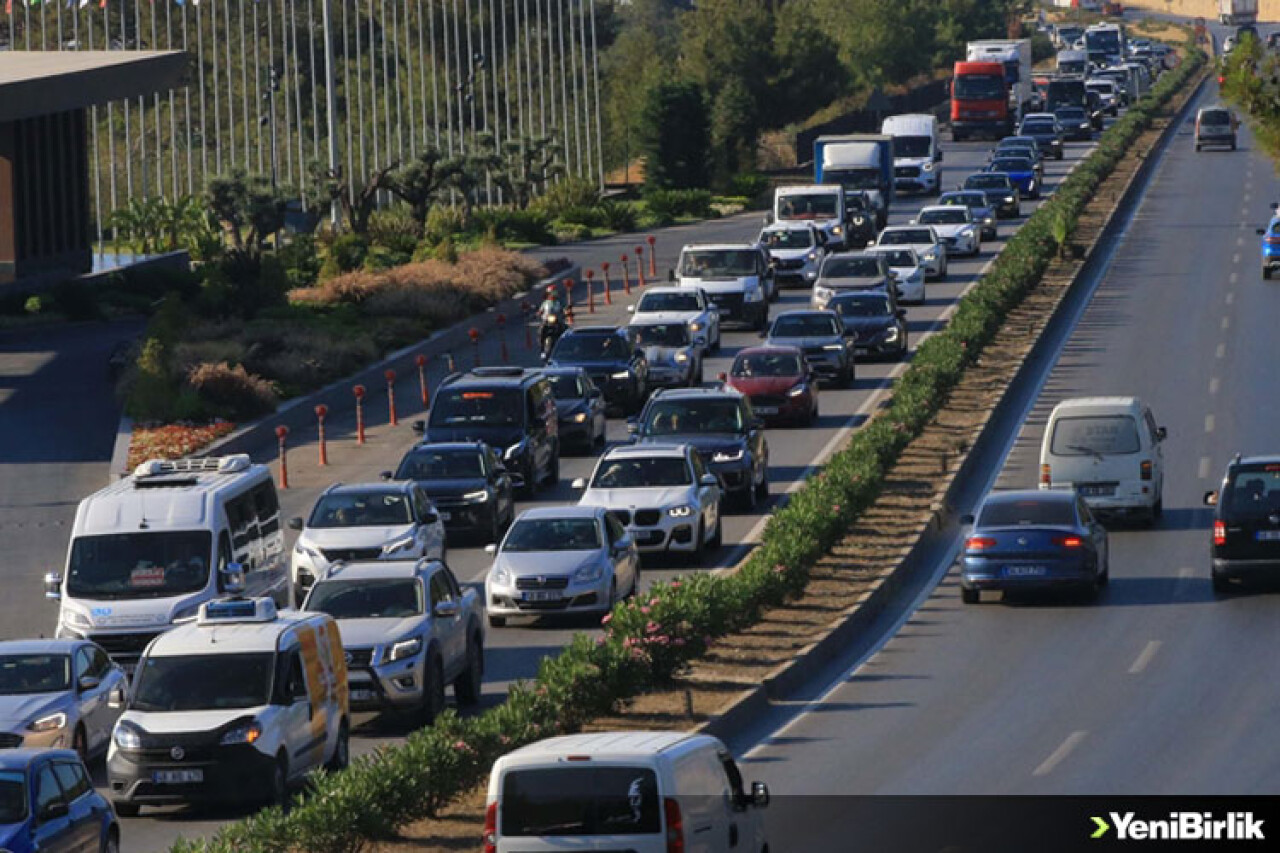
{"left": 690, "top": 521, "right": 706, "bottom": 564}
{"left": 326, "top": 721, "right": 350, "bottom": 772}
{"left": 1231, "top": 140, "right": 1237, "bottom": 151}
{"left": 102, "top": 828, "right": 120, "bottom": 853}
{"left": 113, "top": 802, "right": 140, "bottom": 818}
{"left": 488, "top": 510, "right": 503, "bottom": 547}
{"left": 418, "top": 656, "right": 446, "bottom": 727}
{"left": 488, "top": 614, "right": 507, "bottom": 628}
{"left": 1265, "top": 267, "right": 1272, "bottom": 280}
{"left": 952, "top": 130, "right": 966, "bottom": 143}
{"left": 1212, "top": 570, "right": 1232, "bottom": 595}
{"left": 753, "top": 309, "right": 768, "bottom": 332}
{"left": 454, "top": 637, "right": 484, "bottom": 706}
{"left": 1056, "top": 150, "right": 1064, "bottom": 160}
{"left": 268, "top": 754, "right": 289, "bottom": 807}
{"left": 519, "top": 459, "right": 536, "bottom": 499}
{"left": 755, "top": 460, "right": 769, "bottom": 500}
{"left": 961, "top": 586, "right": 980, "bottom": 604}
{"left": 547, "top": 446, "right": 561, "bottom": 485}
{"left": 72, "top": 725, "right": 87, "bottom": 762}
{"left": 629, "top": 564, "right": 641, "bottom": 598}
{"left": 709, "top": 515, "right": 723, "bottom": 550}
{"left": 1195, "top": 143, "right": 1201, "bottom": 152}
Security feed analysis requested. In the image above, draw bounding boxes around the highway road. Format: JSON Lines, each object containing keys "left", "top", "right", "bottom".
{"left": 737, "top": 69, "right": 1280, "bottom": 846}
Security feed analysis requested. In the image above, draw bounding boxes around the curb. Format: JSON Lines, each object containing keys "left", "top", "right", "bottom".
{"left": 107, "top": 416, "right": 134, "bottom": 485}
{"left": 697, "top": 62, "right": 1209, "bottom": 742}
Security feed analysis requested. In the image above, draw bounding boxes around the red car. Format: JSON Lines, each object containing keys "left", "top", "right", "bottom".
{"left": 722, "top": 345, "right": 819, "bottom": 427}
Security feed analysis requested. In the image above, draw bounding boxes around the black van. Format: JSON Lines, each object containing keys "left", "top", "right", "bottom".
{"left": 1205, "top": 455, "right": 1280, "bottom": 593}
{"left": 415, "top": 367, "right": 559, "bottom": 497}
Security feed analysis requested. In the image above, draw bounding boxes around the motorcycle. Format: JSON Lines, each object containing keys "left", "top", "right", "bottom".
{"left": 540, "top": 313, "right": 566, "bottom": 359}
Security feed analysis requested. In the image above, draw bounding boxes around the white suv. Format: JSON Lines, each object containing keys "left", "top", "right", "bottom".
{"left": 573, "top": 443, "right": 722, "bottom": 562}
{"left": 628, "top": 286, "right": 721, "bottom": 352}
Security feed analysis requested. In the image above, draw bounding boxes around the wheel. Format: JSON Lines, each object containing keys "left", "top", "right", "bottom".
{"left": 690, "top": 520, "right": 706, "bottom": 563}
{"left": 1152, "top": 495, "right": 1164, "bottom": 521}
{"left": 72, "top": 725, "right": 87, "bottom": 762}
{"left": 1056, "top": 150, "right": 1064, "bottom": 160}
{"left": 1231, "top": 140, "right": 1237, "bottom": 151}
{"left": 755, "top": 461, "right": 769, "bottom": 500}
{"left": 629, "top": 564, "right": 641, "bottom": 598}
{"left": 1212, "top": 570, "right": 1232, "bottom": 595}
{"left": 417, "top": 656, "right": 446, "bottom": 727}
{"left": 519, "top": 459, "right": 537, "bottom": 498}
{"left": 708, "top": 514, "right": 723, "bottom": 549}
{"left": 326, "top": 721, "right": 350, "bottom": 771}
{"left": 113, "top": 802, "right": 140, "bottom": 818}
{"left": 1099, "top": 557, "right": 1110, "bottom": 587}
{"left": 961, "top": 586, "right": 980, "bottom": 604}
{"left": 753, "top": 309, "right": 767, "bottom": 332}
{"left": 1265, "top": 267, "right": 1272, "bottom": 280}
{"left": 594, "top": 419, "right": 607, "bottom": 449}
{"left": 268, "top": 754, "right": 289, "bottom": 807}
{"left": 841, "top": 363, "right": 856, "bottom": 389}
{"left": 952, "top": 130, "right": 966, "bottom": 143}
{"left": 488, "top": 510, "right": 503, "bottom": 546}
{"left": 488, "top": 614, "right": 506, "bottom": 628}
{"left": 454, "top": 637, "right": 484, "bottom": 706}
{"left": 1089, "top": 573, "right": 1105, "bottom": 601}
{"left": 102, "top": 828, "right": 120, "bottom": 853}
{"left": 739, "top": 476, "right": 759, "bottom": 512}
{"left": 897, "top": 334, "right": 909, "bottom": 359}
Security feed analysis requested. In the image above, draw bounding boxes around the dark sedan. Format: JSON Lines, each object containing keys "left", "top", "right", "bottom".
{"left": 1018, "top": 114, "right": 1065, "bottom": 160}
{"left": 961, "top": 173, "right": 1021, "bottom": 219}
{"left": 987, "top": 156, "right": 1039, "bottom": 199}
{"left": 543, "top": 367, "right": 607, "bottom": 453}
{"left": 389, "top": 441, "right": 515, "bottom": 542}
{"left": 828, "top": 290, "right": 908, "bottom": 360}
{"left": 959, "top": 490, "right": 1109, "bottom": 603}
{"left": 548, "top": 326, "right": 649, "bottom": 414}
{"left": 1054, "top": 105, "right": 1094, "bottom": 141}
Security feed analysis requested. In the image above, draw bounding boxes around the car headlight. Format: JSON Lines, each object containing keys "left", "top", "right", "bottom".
{"left": 382, "top": 535, "right": 418, "bottom": 557}
{"left": 668, "top": 504, "right": 697, "bottom": 518}
{"left": 490, "top": 565, "right": 512, "bottom": 587}
{"left": 463, "top": 489, "right": 490, "bottom": 502}
{"left": 852, "top": 215, "right": 865, "bottom": 225}
{"left": 922, "top": 161, "right": 934, "bottom": 172}
{"left": 62, "top": 608, "right": 91, "bottom": 630}
{"left": 712, "top": 448, "right": 745, "bottom": 463}
{"left": 28, "top": 712, "right": 66, "bottom": 733}
{"left": 807, "top": 251, "right": 817, "bottom": 262}
{"left": 504, "top": 441, "right": 528, "bottom": 462}
{"left": 220, "top": 721, "right": 263, "bottom": 745}
{"left": 388, "top": 636, "right": 423, "bottom": 662}
{"left": 984, "top": 215, "right": 995, "bottom": 224}
{"left": 745, "top": 286, "right": 764, "bottom": 303}
{"left": 924, "top": 249, "right": 938, "bottom": 261}
{"left": 689, "top": 320, "right": 705, "bottom": 332}
{"left": 294, "top": 542, "right": 320, "bottom": 559}
{"left": 1028, "top": 179, "right": 1036, "bottom": 191}
{"left": 573, "top": 562, "right": 606, "bottom": 583}
{"left": 822, "top": 343, "right": 844, "bottom": 352}
{"left": 831, "top": 225, "right": 843, "bottom": 236}
{"left": 1004, "top": 195, "right": 1015, "bottom": 203}
{"left": 788, "top": 384, "right": 807, "bottom": 397}
{"left": 114, "top": 723, "right": 143, "bottom": 751}
{"left": 674, "top": 351, "right": 689, "bottom": 364}
{"left": 814, "top": 286, "right": 833, "bottom": 300}
{"left": 571, "top": 412, "right": 588, "bottom": 423}
{"left": 885, "top": 326, "right": 901, "bottom": 341}
{"left": 611, "top": 370, "right": 631, "bottom": 379}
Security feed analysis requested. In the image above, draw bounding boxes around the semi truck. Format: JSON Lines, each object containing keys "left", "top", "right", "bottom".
{"left": 966, "top": 40, "right": 1032, "bottom": 125}
{"left": 950, "top": 60, "right": 1011, "bottom": 142}
{"left": 812, "top": 135, "right": 894, "bottom": 228}
{"left": 1219, "top": 0, "right": 1259, "bottom": 26}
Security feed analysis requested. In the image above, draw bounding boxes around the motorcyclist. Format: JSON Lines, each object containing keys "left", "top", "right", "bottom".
{"left": 539, "top": 287, "right": 569, "bottom": 356}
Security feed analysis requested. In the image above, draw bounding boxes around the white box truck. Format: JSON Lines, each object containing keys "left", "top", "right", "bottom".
{"left": 966, "top": 40, "right": 1033, "bottom": 124}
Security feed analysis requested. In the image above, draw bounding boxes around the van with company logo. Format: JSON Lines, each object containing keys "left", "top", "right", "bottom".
{"left": 483, "top": 731, "right": 770, "bottom": 853}
{"left": 45, "top": 455, "right": 290, "bottom": 673}
{"left": 1039, "top": 397, "right": 1167, "bottom": 524}
{"left": 106, "top": 586, "right": 349, "bottom": 815}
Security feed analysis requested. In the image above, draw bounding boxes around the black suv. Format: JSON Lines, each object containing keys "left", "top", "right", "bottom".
{"left": 1205, "top": 455, "right": 1280, "bottom": 594}
{"left": 416, "top": 367, "right": 559, "bottom": 497}
{"left": 630, "top": 388, "right": 769, "bottom": 510}
{"left": 548, "top": 326, "right": 650, "bottom": 414}
{"left": 388, "top": 441, "right": 515, "bottom": 543}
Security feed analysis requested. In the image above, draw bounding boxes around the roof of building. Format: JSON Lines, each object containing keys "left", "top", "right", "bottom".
{"left": 0, "top": 52, "right": 187, "bottom": 123}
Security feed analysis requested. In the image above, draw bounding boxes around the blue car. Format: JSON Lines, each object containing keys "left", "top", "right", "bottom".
{"left": 987, "top": 157, "right": 1040, "bottom": 199}
{"left": 959, "top": 490, "right": 1109, "bottom": 603}
{"left": 0, "top": 749, "right": 119, "bottom": 853}
{"left": 1256, "top": 207, "right": 1280, "bottom": 279}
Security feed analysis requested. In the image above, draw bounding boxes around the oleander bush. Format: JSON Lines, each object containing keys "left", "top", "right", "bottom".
{"left": 171, "top": 42, "right": 1204, "bottom": 853}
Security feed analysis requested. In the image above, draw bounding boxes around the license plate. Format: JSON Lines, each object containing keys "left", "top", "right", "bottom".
{"left": 1004, "top": 565, "right": 1048, "bottom": 577}
{"left": 153, "top": 769, "right": 203, "bottom": 784}
{"left": 350, "top": 688, "right": 376, "bottom": 702}
{"left": 437, "top": 511, "right": 452, "bottom": 521}
{"left": 1078, "top": 485, "right": 1115, "bottom": 497}
{"left": 523, "top": 590, "right": 560, "bottom": 602}
{"left": 755, "top": 406, "right": 779, "bottom": 415}
{"left": 1257, "top": 531, "right": 1280, "bottom": 541}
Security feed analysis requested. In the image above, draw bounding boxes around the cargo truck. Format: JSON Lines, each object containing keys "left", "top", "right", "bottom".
{"left": 966, "top": 39, "right": 1033, "bottom": 125}
{"left": 1085, "top": 23, "right": 1126, "bottom": 66}
{"left": 950, "top": 60, "right": 1011, "bottom": 142}
{"left": 812, "top": 135, "right": 893, "bottom": 228}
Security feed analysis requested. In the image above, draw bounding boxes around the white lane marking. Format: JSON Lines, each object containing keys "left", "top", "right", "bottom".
{"left": 1228, "top": 272, "right": 1238, "bottom": 285}
{"left": 1216, "top": 342, "right": 1226, "bottom": 359}
{"left": 1232, "top": 253, "right": 1241, "bottom": 265}
{"left": 1225, "top": 291, "right": 1235, "bottom": 304}
{"left": 1244, "top": 192, "right": 1252, "bottom": 203}
{"left": 1209, "top": 377, "right": 1220, "bottom": 395}
{"left": 1237, "top": 236, "right": 1245, "bottom": 247}
{"left": 1128, "top": 640, "right": 1162, "bottom": 675}
{"left": 1033, "top": 731, "right": 1088, "bottom": 777}
{"left": 1221, "top": 315, "right": 1230, "bottom": 330}
{"left": 1205, "top": 414, "right": 1215, "bottom": 434}
{"left": 1199, "top": 456, "right": 1211, "bottom": 479}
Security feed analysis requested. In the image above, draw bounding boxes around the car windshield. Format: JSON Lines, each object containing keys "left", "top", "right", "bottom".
{"left": 978, "top": 498, "right": 1075, "bottom": 527}
{"left": 832, "top": 294, "right": 892, "bottom": 318}
{"left": 591, "top": 457, "right": 691, "bottom": 488}
{"left": 731, "top": 352, "right": 803, "bottom": 377}
{"left": 546, "top": 373, "right": 588, "bottom": 399}
{"left": 308, "top": 492, "right": 414, "bottom": 527}
{"left": 306, "top": 579, "right": 423, "bottom": 619}
{"left": 953, "top": 74, "right": 1005, "bottom": 100}
{"left": 892, "top": 135, "right": 932, "bottom": 158}
{"left": 871, "top": 249, "right": 917, "bottom": 267}
{"left": 131, "top": 653, "right": 273, "bottom": 712}
{"left": 919, "top": 209, "right": 967, "bottom": 225}
{"left": 394, "top": 449, "right": 484, "bottom": 480}
{"left": 1223, "top": 465, "right": 1280, "bottom": 521}
{"left": 879, "top": 230, "right": 933, "bottom": 245}
{"left": 0, "top": 654, "right": 71, "bottom": 695}
{"left": 776, "top": 193, "right": 839, "bottom": 219}
{"left": 1056, "top": 108, "right": 1087, "bottom": 120}
{"left": 631, "top": 324, "right": 690, "bottom": 347}
{"left": 430, "top": 387, "right": 523, "bottom": 427}
{"left": 66, "top": 531, "right": 213, "bottom": 600}
{"left": 644, "top": 399, "right": 744, "bottom": 435}
{"left": 1201, "top": 110, "right": 1231, "bottom": 126}
{"left": 965, "top": 174, "right": 1009, "bottom": 190}
{"left": 943, "top": 194, "right": 985, "bottom": 209}
{"left": 845, "top": 192, "right": 869, "bottom": 211}
{"left": 680, "top": 250, "right": 759, "bottom": 277}
{"left": 637, "top": 292, "right": 701, "bottom": 312}
{"left": 1021, "top": 122, "right": 1055, "bottom": 135}
{"left": 553, "top": 333, "right": 628, "bottom": 361}
{"left": 1049, "top": 415, "right": 1141, "bottom": 456}
{"left": 991, "top": 158, "right": 1032, "bottom": 172}
{"left": 822, "top": 257, "right": 882, "bottom": 277}
{"left": 761, "top": 229, "right": 813, "bottom": 249}
{"left": 503, "top": 518, "right": 602, "bottom": 552}
{"left": 500, "top": 767, "right": 661, "bottom": 837}
{"left": 771, "top": 314, "right": 840, "bottom": 338}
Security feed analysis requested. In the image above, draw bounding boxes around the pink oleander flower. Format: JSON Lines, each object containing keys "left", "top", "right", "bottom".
{"left": 601, "top": 612, "right": 613, "bottom": 625}
{"left": 640, "top": 606, "right": 651, "bottom": 615}
{"left": 673, "top": 637, "right": 686, "bottom": 647}
{"left": 645, "top": 621, "right": 660, "bottom": 634}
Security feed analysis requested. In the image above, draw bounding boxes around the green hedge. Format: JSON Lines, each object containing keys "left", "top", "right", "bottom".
{"left": 172, "top": 44, "right": 1204, "bottom": 853}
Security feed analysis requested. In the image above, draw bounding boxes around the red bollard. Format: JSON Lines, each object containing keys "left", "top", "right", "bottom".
{"left": 522, "top": 301, "right": 535, "bottom": 350}
{"left": 416, "top": 354, "right": 429, "bottom": 408}
{"left": 385, "top": 369, "right": 398, "bottom": 426}
{"left": 315, "top": 405, "right": 329, "bottom": 466}
{"left": 496, "top": 314, "right": 510, "bottom": 363}
{"left": 469, "top": 327, "right": 482, "bottom": 368}
{"left": 353, "top": 385, "right": 366, "bottom": 445}
{"left": 586, "top": 270, "right": 596, "bottom": 314}
{"left": 275, "top": 425, "right": 290, "bottom": 489}
{"left": 620, "top": 254, "right": 631, "bottom": 295}
{"left": 564, "top": 280, "right": 576, "bottom": 325}
{"left": 600, "top": 268, "right": 612, "bottom": 305}
{"left": 635, "top": 247, "right": 647, "bottom": 288}
{"left": 647, "top": 235, "right": 657, "bottom": 277}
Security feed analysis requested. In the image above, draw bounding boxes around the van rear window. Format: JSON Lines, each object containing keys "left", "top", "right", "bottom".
{"left": 1049, "top": 415, "right": 1140, "bottom": 456}
{"left": 1223, "top": 466, "right": 1280, "bottom": 520}
{"left": 501, "top": 766, "right": 660, "bottom": 837}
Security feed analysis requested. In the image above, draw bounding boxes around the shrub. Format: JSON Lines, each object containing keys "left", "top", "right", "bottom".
{"left": 324, "top": 233, "right": 370, "bottom": 277}
{"left": 125, "top": 337, "right": 180, "bottom": 421}
{"left": 728, "top": 172, "right": 771, "bottom": 203}
{"left": 552, "top": 221, "right": 593, "bottom": 243}
{"left": 643, "top": 188, "right": 714, "bottom": 221}
{"left": 363, "top": 246, "right": 414, "bottom": 271}
{"left": 423, "top": 205, "right": 466, "bottom": 244}
{"left": 23, "top": 295, "right": 46, "bottom": 315}
{"left": 277, "top": 233, "right": 323, "bottom": 290}
{"left": 367, "top": 204, "right": 423, "bottom": 254}
{"left": 531, "top": 176, "right": 600, "bottom": 218}
{"left": 597, "top": 200, "right": 639, "bottom": 232}
{"left": 469, "top": 207, "right": 555, "bottom": 244}
{"left": 186, "top": 362, "right": 279, "bottom": 421}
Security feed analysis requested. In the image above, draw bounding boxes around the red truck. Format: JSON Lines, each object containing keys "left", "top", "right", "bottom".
{"left": 950, "top": 61, "right": 1011, "bottom": 142}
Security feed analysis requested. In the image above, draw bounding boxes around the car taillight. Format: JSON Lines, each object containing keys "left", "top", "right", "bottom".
{"left": 966, "top": 536, "right": 997, "bottom": 550}
{"left": 665, "top": 797, "right": 685, "bottom": 853}
{"left": 1052, "top": 535, "right": 1084, "bottom": 548}
{"left": 1140, "top": 460, "right": 1153, "bottom": 481}
{"left": 1214, "top": 520, "right": 1226, "bottom": 547}
{"left": 1266, "top": 236, "right": 1280, "bottom": 246}
{"left": 1040, "top": 463, "right": 1051, "bottom": 486}
{"left": 483, "top": 802, "right": 498, "bottom": 853}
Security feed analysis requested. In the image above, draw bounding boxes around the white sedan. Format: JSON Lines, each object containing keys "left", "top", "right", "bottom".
{"left": 863, "top": 246, "right": 926, "bottom": 304}
{"left": 913, "top": 205, "right": 981, "bottom": 257}
{"left": 627, "top": 286, "right": 721, "bottom": 352}
{"left": 875, "top": 225, "right": 947, "bottom": 281}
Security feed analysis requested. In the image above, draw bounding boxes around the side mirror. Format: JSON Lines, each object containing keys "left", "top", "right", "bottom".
{"left": 758, "top": 330, "right": 768, "bottom": 339}
{"left": 960, "top": 513, "right": 975, "bottom": 525}
{"left": 751, "top": 781, "right": 770, "bottom": 808}
{"left": 78, "top": 675, "right": 101, "bottom": 693}
{"left": 700, "top": 473, "right": 720, "bottom": 487}
{"left": 667, "top": 269, "right": 676, "bottom": 282}
{"left": 694, "top": 336, "right": 707, "bottom": 348}
{"left": 411, "top": 419, "right": 426, "bottom": 435}
{"left": 936, "top": 150, "right": 943, "bottom": 162}
{"left": 43, "top": 572, "right": 62, "bottom": 602}
{"left": 1204, "top": 490, "right": 1219, "bottom": 507}
{"left": 717, "top": 372, "right": 728, "bottom": 383}
{"left": 288, "top": 517, "right": 305, "bottom": 531}
{"left": 571, "top": 477, "right": 587, "bottom": 490}
{"left": 626, "top": 420, "right": 640, "bottom": 435}
{"left": 484, "top": 543, "right": 498, "bottom": 555}
{"left": 422, "top": 511, "right": 440, "bottom": 525}
{"left": 750, "top": 418, "right": 764, "bottom": 430}
{"left": 613, "top": 537, "right": 634, "bottom": 555}
{"left": 39, "top": 800, "right": 69, "bottom": 823}
{"left": 1156, "top": 426, "right": 1167, "bottom": 441}
{"left": 434, "top": 600, "right": 460, "bottom": 619}
{"left": 380, "top": 470, "right": 394, "bottom": 480}
{"left": 1257, "top": 228, "right": 1267, "bottom": 236}
{"left": 492, "top": 463, "right": 508, "bottom": 475}
{"left": 107, "top": 687, "right": 126, "bottom": 710}
{"left": 588, "top": 387, "right": 603, "bottom": 400}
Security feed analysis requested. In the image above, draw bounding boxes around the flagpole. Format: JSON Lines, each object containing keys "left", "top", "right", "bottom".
{"left": 195, "top": 0, "right": 208, "bottom": 184}
{"left": 222, "top": 0, "right": 236, "bottom": 167}
{"left": 588, "top": 0, "right": 603, "bottom": 192}
{"left": 352, "top": 0, "right": 366, "bottom": 182}
{"left": 239, "top": 0, "right": 251, "bottom": 177}
{"left": 307, "top": 0, "right": 320, "bottom": 165}
{"left": 290, "top": 0, "right": 305, "bottom": 194}
{"left": 180, "top": 2, "right": 193, "bottom": 195}
{"left": 166, "top": 0, "right": 178, "bottom": 199}
{"left": 340, "top": 0, "right": 355, "bottom": 206}
{"left": 150, "top": 0, "right": 163, "bottom": 199}
{"left": 135, "top": 0, "right": 150, "bottom": 199}
{"left": 427, "top": 0, "right": 439, "bottom": 149}
{"left": 321, "top": 0, "right": 340, "bottom": 225}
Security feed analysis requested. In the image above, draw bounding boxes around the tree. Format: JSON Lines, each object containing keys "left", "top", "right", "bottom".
{"left": 383, "top": 147, "right": 464, "bottom": 222}
{"left": 711, "top": 78, "right": 759, "bottom": 185}
{"left": 447, "top": 141, "right": 501, "bottom": 226}
{"left": 313, "top": 163, "right": 398, "bottom": 237}
{"left": 490, "top": 134, "right": 566, "bottom": 209}
{"left": 771, "top": 4, "right": 849, "bottom": 125}
{"left": 600, "top": 0, "right": 681, "bottom": 175}
{"left": 678, "top": 0, "right": 776, "bottom": 106}
{"left": 639, "top": 80, "right": 711, "bottom": 190}
{"left": 204, "top": 169, "right": 291, "bottom": 258}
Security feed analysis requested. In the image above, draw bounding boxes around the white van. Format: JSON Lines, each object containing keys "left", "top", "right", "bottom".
{"left": 881, "top": 114, "right": 941, "bottom": 195}
{"left": 106, "top": 590, "right": 349, "bottom": 814}
{"left": 46, "top": 455, "right": 291, "bottom": 671}
{"left": 1039, "top": 397, "right": 1167, "bottom": 523}
{"left": 484, "top": 731, "right": 770, "bottom": 853}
